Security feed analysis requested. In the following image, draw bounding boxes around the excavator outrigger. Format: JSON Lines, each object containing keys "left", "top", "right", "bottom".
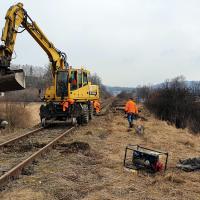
{"left": 0, "top": 3, "right": 99, "bottom": 127}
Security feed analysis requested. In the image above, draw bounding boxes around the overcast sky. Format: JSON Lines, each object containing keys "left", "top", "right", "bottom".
{"left": 0, "top": 0, "right": 200, "bottom": 86}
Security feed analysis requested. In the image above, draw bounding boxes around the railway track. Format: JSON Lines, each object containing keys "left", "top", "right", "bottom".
{"left": 0, "top": 99, "right": 113, "bottom": 188}
{"left": 0, "top": 126, "right": 75, "bottom": 188}
{"left": 0, "top": 127, "right": 43, "bottom": 149}
{"left": 97, "top": 98, "right": 114, "bottom": 115}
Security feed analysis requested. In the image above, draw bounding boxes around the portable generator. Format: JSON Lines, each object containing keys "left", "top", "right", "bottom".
{"left": 124, "top": 144, "right": 168, "bottom": 173}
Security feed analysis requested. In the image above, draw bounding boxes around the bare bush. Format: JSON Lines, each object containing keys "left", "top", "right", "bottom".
{"left": 189, "top": 81, "right": 200, "bottom": 97}
{"left": 0, "top": 103, "right": 31, "bottom": 130}
{"left": 0, "top": 104, "right": 6, "bottom": 120}
{"left": 145, "top": 76, "right": 200, "bottom": 133}
{"left": 188, "top": 103, "right": 200, "bottom": 133}
{"left": 136, "top": 85, "right": 151, "bottom": 101}
{"left": 1, "top": 88, "right": 39, "bottom": 103}
{"left": 91, "top": 73, "right": 111, "bottom": 99}
{"left": 116, "top": 91, "right": 132, "bottom": 100}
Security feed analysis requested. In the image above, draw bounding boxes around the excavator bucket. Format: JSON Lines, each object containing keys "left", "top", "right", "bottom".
{"left": 0, "top": 69, "right": 25, "bottom": 92}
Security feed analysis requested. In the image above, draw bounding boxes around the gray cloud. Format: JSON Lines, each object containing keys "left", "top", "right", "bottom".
{"left": 0, "top": 0, "right": 200, "bottom": 86}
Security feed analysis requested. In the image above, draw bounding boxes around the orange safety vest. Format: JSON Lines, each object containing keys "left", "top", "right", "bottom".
{"left": 72, "top": 79, "right": 77, "bottom": 85}
{"left": 125, "top": 100, "right": 138, "bottom": 114}
{"left": 93, "top": 101, "right": 100, "bottom": 113}
{"left": 61, "top": 101, "right": 69, "bottom": 112}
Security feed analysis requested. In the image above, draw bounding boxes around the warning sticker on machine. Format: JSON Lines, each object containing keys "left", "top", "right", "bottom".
{"left": 89, "top": 85, "right": 97, "bottom": 95}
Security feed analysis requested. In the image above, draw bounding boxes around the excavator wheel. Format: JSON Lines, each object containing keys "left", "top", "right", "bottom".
{"left": 77, "top": 105, "right": 89, "bottom": 125}
{"left": 41, "top": 118, "right": 47, "bottom": 128}
{"left": 88, "top": 102, "right": 93, "bottom": 120}
{"left": 71, "top": 117, "right": 77, "bottom": 126}
{"left": 40, "top": 105, "right": 49, "bottom": 128}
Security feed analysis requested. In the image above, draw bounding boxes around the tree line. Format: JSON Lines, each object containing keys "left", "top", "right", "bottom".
{"left": 1, "top": 64, "right": 110, "bottom": 102}
{"left": 136, "top": 76, "right": 200, "bottom": 133}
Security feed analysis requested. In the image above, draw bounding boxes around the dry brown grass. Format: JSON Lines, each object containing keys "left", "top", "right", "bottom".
{"left": 5, "top": 103, "right": 31, "bottom": 129}
{"left": 177, "top": 138, "right": 195, "bottom": 148}
{"left": 1, "top": 188, "right": 49, "bottom": 200}
{"left": 1, "top": 105, "right": 200, "bottom": 200}
{"left": 0, "top": 102, "right": 40, "bottom": 130}
{"left": 0, "top": 103, "right": 41, "bottom": 143}
{"left": 164, "top": 172, "right": 186, "bottom": 184}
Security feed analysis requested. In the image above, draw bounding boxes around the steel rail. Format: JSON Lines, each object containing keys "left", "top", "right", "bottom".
{"left": 114, "top": 106, "right": 125, "bottom": 111}
{"left": 0, "top": 126, "right": 75, "bottom": 187}
{"left": 0, "top": 100, "right": 109, "bottom": 187}
{"left": 0, "top": 127, "right": 43, "bottom": 149}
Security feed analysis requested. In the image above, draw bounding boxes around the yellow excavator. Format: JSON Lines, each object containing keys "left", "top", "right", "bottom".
{"left": 0, "top": 3, "right": 99, "bottom": 127}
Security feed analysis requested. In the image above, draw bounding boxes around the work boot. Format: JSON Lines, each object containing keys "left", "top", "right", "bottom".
{"left": 129, "top": 123, "right": 133, "bottom": 128}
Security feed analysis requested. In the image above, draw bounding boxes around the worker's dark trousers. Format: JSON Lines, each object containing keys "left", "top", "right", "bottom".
{"left": 127, "top": 113, "right": 135, "bottom": 128}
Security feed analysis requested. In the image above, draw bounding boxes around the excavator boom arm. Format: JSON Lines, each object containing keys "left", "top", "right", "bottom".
{"left": 0, "top": 2, "right": 67, "bottom": 78}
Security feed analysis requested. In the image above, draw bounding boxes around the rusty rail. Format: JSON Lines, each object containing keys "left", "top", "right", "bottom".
{"left": 0, "top": 127, "right": 43, "bottom": 148}
{"left": 0, "top": 100, "right": 109, "bottom": 187}
{"left": 114, "top": 106, "right": 125, "bottom": 111}
{"left": 96, "top": 98, "right": 114, "bottom": 116}
{"left": 0, "top": 127, "right": 75, "bottom": 187}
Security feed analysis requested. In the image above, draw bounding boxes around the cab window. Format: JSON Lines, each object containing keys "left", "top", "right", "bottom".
{"left": 83, "top": 72, "right": 88, "bottom": 86}
{"left": 70, "top": 71, "right": 77, "bottom": 91}
{"left": 56, "top": 71, "right": 68, "bottom": 98}
{"left": 77, "top": 70, "right": 82, "bottom": 88}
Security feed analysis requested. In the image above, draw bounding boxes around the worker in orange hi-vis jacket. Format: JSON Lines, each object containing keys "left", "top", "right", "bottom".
{"left": 93, "top": 100, "right": 100, "bottom": 114}
{"left": 125, "top": 97, "right": 138, "bottom": 128}
{"left": 60, "top": 101, "right": 69, "bottom": 112}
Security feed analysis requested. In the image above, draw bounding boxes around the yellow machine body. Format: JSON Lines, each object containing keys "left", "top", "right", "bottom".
{"left": 0, "top": 3, "right": 100, "bottom": 126}
{"left": 44, "top": 68, "right": 99, "bottom": 102}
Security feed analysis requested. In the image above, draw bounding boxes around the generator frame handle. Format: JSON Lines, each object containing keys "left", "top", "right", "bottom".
{"left": 123, "top": 144, "right": 169, "bottom": 172}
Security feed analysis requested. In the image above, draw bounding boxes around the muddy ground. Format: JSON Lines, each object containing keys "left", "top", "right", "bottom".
{"left": 0, "top": 105, "right": 200, "bottom": 200}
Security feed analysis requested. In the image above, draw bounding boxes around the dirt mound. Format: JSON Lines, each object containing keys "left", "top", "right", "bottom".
{"left": 58, "top": 141, "right": 90, "bottom": 154}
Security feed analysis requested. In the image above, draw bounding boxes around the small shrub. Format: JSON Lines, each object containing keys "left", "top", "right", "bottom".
{"left": 0, "top": 103, "right": 31, "bottom": 130}
{"left": 145, "top": 76, "right": 200, "bottom": 133}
